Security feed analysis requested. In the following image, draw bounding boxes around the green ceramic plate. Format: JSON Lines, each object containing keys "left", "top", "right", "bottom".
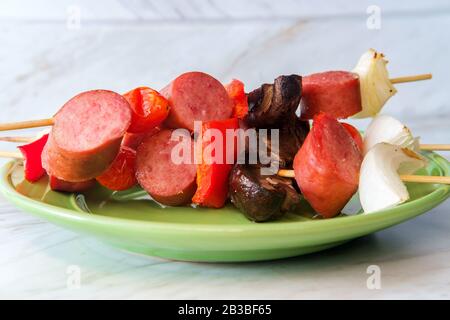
{"left": 0, "top": 151, "right": 449, "bottom": 262}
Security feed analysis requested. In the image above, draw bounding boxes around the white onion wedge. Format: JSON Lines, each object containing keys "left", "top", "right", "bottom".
{"left": 359, "top": 143, "right": 426, "bottom": 213}
{"left": 352, "top": 49, "right": 397, "bottom": 118}
{"left": 363, "top": 114, "right": 420, "bottom": 155}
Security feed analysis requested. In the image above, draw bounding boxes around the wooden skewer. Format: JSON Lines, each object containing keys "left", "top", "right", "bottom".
{"left": 0, "top": 118, "right": 54, "bottom": 132}
{"left": 277, "top": 169, "right": 450, "bottom": 184}
{"left": 389, "top": 73, "right": 432, "bottom": 84}
{"left": 0, "top": 151, "right": 23, "bottom": 159}
{"left": 399, "top": 175, "right": 450, "bottom": 184}
{"left": 0, "top": 136, "right": 35, "bottom": 143}
{"left": 277, "top": 170, "right": 296, "bottom": 178}
{"left": 418, "top": 144, "right": 450, "bottom": 151}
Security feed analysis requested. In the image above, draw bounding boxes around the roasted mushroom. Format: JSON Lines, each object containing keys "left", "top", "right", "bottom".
{"left": 230, "top": 74, "right": 307, "bottom": 222}
{"left": 229, "top": 164, "right": 302, "bottom": 222}
{"left": 259, "top": 115, "right": 310, "bottom": 168}
{"left": 243, "top": 74, "right": 308, "bottom": 168}
{"left": 245, "top": 74, "right": 302, "bottom": 128}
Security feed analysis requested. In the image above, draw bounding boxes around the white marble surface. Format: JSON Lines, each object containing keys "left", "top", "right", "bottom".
{"left": 0, "top": 0, "right": 449, "bottom": 299}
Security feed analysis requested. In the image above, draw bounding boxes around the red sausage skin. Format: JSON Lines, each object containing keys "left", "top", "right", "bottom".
{"left": 49, "top": 176, "right": 96, "bottom": 193}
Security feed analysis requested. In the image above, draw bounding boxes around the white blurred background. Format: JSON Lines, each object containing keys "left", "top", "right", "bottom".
{"left": 1, "top": 0, "right": 449, "bottom": 156}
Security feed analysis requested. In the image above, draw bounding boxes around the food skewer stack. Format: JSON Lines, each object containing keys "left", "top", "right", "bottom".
{"left": 0, "top": 48, "right": 448, "bottom": 222}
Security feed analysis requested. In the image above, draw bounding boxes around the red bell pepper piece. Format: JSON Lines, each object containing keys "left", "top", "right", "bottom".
{"left": 341, "top": 122, "right": 363, "bottom": 152}
{"left": 96, "top": 146, "right": 137, "bottom": 191}
{"left": 17, "top": 134, "right": 49, "bottom": 182}
{"left": 192, "top": 118, "right": 240, "bottom": 208}
{"left": 225, "top": 79, "right": 248, "bottom": 119}
{"left": 123, "top": 86, "right": 170, "bottom": 134}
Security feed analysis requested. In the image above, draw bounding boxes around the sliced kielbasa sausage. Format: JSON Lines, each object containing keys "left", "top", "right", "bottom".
{"left": 293, "top": 113, "right": 362, "bottom": 218}
{"left": 43, "top": 90, "right": 131, "bottom": 182}
{"left": 161, "top": 72, "right": 233, "bottom": 131}
{"left": 300, "top": 71, "right": 362, "bottom": 120}
{"left": 135, "top": 129, "right": 197, "bottom": 206}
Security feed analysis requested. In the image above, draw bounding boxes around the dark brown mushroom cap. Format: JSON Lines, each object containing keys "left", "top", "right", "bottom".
{"left": 245, "top": 74, "right": 302, "bottom": 128}
{"left": 229, "top": 164, "right": 302, "bottom": 222}
{"left": 259, "top": 115, "right": 310, "bottom": 168}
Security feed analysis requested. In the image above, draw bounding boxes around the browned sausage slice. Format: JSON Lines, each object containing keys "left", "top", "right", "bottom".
{"left": 293, "top": 113, "right": 362, "bottom": 218}
{"left": 135, "top": 129, "right": 197, "bottom": 206}
{"left": 43, "top": 90, "right": 131, "bottom": 181}
{"left": 300, "top": 71, "right": 362, "bottom": 119}
{"left": 161, "top": 72, "right": 233, "bottom": 131}
{"left": 49, "top": 176, "right": 96, "bottom": 193}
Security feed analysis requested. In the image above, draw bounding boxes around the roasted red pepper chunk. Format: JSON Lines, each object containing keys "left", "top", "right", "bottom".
{"left": 192, "top": 118, "right": 240, "bottom": 208}
{"left": 17, "top": 134, "right": 49, "bottom": 182}
{"left": 123, "top": 86, "right": 170, "bottom": 134}
{"left": 96, "top": 146, "right": 137, "bottom": 191}
{"left": 225, "top": 79, "right": 248, "bottom": 119}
